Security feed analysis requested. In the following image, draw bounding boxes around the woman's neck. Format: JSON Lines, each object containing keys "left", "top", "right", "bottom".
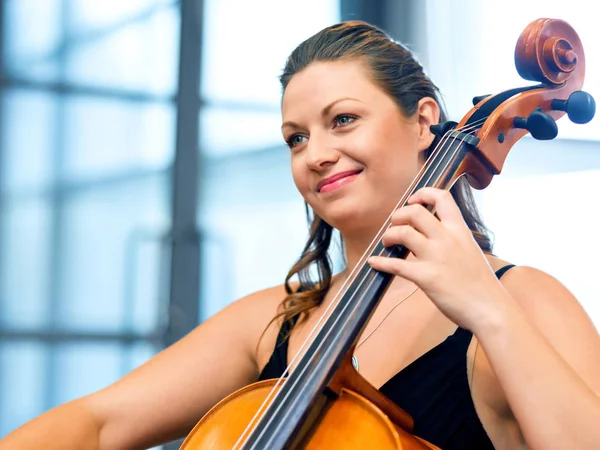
{"left": 341, "top": 227, "right": 382, "bottom": 273}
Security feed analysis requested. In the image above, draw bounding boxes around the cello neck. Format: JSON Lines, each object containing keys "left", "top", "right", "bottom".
{"left": 240, "top": 130, "right": 477, "bottom": 449}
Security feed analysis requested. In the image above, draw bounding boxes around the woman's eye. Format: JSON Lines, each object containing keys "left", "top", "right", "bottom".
{"left": 286, "top": 134, "right": 308, "bottom": 148}
{"left": 333, "top": 114, "right": 357, "bottom": 128}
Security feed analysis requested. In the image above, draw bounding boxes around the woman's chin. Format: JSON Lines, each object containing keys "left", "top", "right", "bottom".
{"left": 323, "top": 209, "right": 381, "bottom": 236}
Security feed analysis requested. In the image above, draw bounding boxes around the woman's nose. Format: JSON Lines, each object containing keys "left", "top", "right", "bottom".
{"left": 304, "top": 136, "right": 339, "bottom": 170}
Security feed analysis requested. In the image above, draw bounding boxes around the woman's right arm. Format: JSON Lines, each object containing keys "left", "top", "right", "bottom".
{"left": 0, "top": 285, "right": 285, "bottom": 450}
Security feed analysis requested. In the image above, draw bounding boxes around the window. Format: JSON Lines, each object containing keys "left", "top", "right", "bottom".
{"left": 0, "top": 0, "right": 177, "bottom": 436}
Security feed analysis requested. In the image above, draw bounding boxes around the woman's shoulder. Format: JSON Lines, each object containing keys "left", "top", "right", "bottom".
{"left": 229, "top": 281, "right": 300, "bottom": 320}
{"left": 221, "top": 282, "right": 300, "bottom": 364}
{"left": 220, "top": 282, "right": 294, "bottom": 333}
{"left": 472, "top": 255, "right": 600, "bottom": 430}
{"left": 485, "top": 254, "right": 587, "bottom": 315}
{"left": 480, "top": 254, "right": 600, "bottom": 395}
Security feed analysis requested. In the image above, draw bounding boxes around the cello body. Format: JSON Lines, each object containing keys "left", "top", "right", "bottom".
{"left": 180, "top": 379, "right": 438, "bottom": 449}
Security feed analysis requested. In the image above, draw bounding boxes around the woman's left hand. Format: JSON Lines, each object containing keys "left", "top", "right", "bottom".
{"left": 367, "top": 187, "right": 508, "bottom": 330}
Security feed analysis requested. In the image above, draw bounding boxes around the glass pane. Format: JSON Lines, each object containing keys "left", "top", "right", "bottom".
{"left": 199, "top": 149, "right": 310, "bottom": 318}
{"left": 0, "top": 342, "right": 47, "bottom": 436}
{"left": 0, "top": 198, "right": 52, "bottom": 329}
{"left": 125, "top": 341, "right": 159, "bottom": 372}
{"left": 69, "top": 0, "right": 173, "bottom": 34}
{"left": 2, "top": 0, "right": 62, "bottom": 82}
{"left": 128, "top": 233, "right": 167, "bottom": 334}
{"left": 1, "top": 89, "right": 57, "bottom": 193}
{"left": 199, "top": 107, "right": 283, "bottom": 157}
{"left": 200, "top": 202, "right": 310, "bottom": 318}
{"left": 478, "top": 169, "right": 600, "bottom": 329}
{"left": 201, "top": 0, "right": 340, "bottom": 106}
{"left": 56, "top": 175, "right": 170, "bottom": 332}
{"left": 62, "top": 97, "right": 175, "bottom": 182}
{"left": 50, "top": 342, "right": 123, "bottom": 408}
{"left": 64, "top": 6, "right": 180, "bottom": 95}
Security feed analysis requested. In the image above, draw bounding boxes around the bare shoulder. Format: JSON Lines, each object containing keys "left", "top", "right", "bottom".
{"left": 481, "top": 257, "right": 600, "bottom": 392}
{"left": 493, "top": 264, "right": 597, "bottom": 335}
{"left": 484, "top": 255, "right": 592, "bottom": 321}
{"left": 216, "top": 282, "right": 291, "bottom": 340}
{"left": 222, "top": 282, "right": 295, "bottom": 365}
{"left": 469, "top": 256, "right": 600, "bottom": 443}
{"left": 187, "top": 280, "right": 296, "bottom": 378}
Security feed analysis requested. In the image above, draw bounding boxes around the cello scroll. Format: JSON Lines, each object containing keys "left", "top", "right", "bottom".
{"left": 457, "top": 18, "right": 595, "bottom": 190}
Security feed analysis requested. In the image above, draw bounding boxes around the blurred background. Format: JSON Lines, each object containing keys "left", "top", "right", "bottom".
{"left": 0, "top": 0, "right": 598, "bottom": 447}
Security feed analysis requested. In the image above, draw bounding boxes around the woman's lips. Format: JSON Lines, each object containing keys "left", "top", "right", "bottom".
{"left": 317, "top": 170, "right": 362, "bottom": 193}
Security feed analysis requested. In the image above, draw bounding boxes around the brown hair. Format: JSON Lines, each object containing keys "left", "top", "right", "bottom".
{"left": 274, "top": 21, "right": 493, "bottom": 331}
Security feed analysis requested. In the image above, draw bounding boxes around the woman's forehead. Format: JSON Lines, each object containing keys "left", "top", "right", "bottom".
{"left": 281, "top": 60, "right": 381, "bottom": 117}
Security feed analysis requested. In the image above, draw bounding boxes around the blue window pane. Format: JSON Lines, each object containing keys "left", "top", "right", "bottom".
{"left": 198, "top": 150, "right": 310, "bottom": 318}
{"left": 56, "top": 176, "right": 169, "bottom": 332}
{"left": 128, "top": 234, "right": 167, "bottom": 334}
{"left": 69, "top": 0, "right": 173, "bottom": 34}
{"left": 50, "top": 342, "right": 123, "bottom": 408}
{"left": 1, "top": 89, "right": 57, "bottom": 193}
{"left": 199, "top": 107, "right": 283, "bottom": 157}
{"left": 64, "top": 6, "right": 180, "bottom": 95}
{"left": 201, "top": 0, "right": 340, "bottom": 106}
{"left": 200, "top": 201, "right": 309, "bottom": 317}
{"left": 62, "top": 97, "right": 175, "bottom": 182}
{"left": 2, "top": 0, "right": 62, "bottom": 82}
{"left": 0, "top": 198, "right": 52, "bottom": 329}
{"left": 0, "top": 342, "right": 47, "bottom": 436}
{"left": 199, "top": 232, "right": 236, "bottom": 320}
{"left": 125, "top": 341, "right": 159, "bottom": 372}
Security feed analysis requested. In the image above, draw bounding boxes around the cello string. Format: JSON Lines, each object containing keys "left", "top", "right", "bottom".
{"left": 231, "top": 122, "right": 470, "bottom": 449}
{"left": 255, "top": 122, "right": 483, "bottom": 447}
{"left": 237, "top": 119, "right": 485, "bottom": 449}
{"left": 234, "top": 118, "right": 485, "bottom": 449}
{"left": 237, "top": 118, "right": 485, "bottom": 450}
{"left": 272, "top": 119, "right": 486, "bottom": 380}
{"left": 234, "top": 118, "right": 486, "bottom": 449}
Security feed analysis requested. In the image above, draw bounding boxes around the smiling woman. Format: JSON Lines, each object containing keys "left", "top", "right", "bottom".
{"left": 2, "top": 19, "right": 600, "bottom": 450}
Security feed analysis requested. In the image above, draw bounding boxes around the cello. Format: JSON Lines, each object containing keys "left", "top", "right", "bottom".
{"left": 180, "top": 17, "right": 596, "bottom": 449}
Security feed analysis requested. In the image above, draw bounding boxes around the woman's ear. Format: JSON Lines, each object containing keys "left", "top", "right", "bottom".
{"left": 415, "top": 97, "right": 441, "bottom": 152}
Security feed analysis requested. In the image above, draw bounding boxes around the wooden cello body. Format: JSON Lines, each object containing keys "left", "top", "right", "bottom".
{"left": 180, "top": 18, "right": 595, "bottom": 450}
{"left": 181, "top": 378, "right": 437, "bottom": 449}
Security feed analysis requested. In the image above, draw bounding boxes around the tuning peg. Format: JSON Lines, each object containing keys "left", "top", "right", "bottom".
{"left": 472, "top": 95, "right": 490, "bottom": 106}
{"left": 513, "top": 109, "right": 558, "bottom": 140}
{"left": 430, "top": 121, "right": 457, "bottom": 137}
{"left": 551, "top": 90, "right": 596, "bottom": 124}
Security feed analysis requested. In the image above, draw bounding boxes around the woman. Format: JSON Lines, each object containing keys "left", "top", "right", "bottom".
{"left": 2, "top": 20, "right": 599, "bottom": 450}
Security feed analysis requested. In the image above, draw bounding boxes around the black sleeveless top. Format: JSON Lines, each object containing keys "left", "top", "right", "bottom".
{"left": 258, "top": 264, "right": 516, "bottom": 449}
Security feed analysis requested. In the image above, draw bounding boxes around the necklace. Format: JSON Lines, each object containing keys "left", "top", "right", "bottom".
{"left": 351, "top": 286, "right": 419, "bottom": 371}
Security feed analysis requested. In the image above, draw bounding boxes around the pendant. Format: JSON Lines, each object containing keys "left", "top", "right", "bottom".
{"left": 351, "top": 354, "right": 359, "bottom": 370}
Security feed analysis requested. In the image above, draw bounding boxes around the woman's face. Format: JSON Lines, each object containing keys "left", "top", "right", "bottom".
{"left": 281, "top": 60, "right": 438, "bottom": 236}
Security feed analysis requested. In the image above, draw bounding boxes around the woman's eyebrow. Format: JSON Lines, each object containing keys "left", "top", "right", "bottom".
{"left": 321, "top": 97, "right": 362, "bottom": 117}
{"left": 281, "top": 97, "right": 362, "bottom": 130}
